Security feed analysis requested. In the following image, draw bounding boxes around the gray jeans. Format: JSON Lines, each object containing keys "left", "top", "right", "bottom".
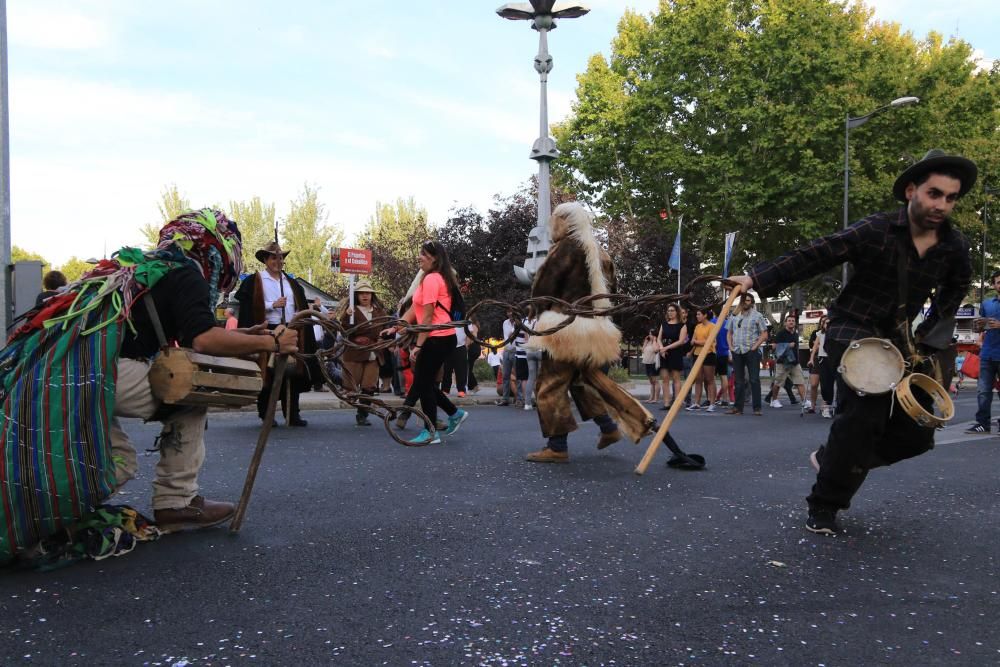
{"left": 524, "top": 350, "right": 542, "bottom": 405}
{"left": 501, "top": 347, "right": 522, "bottom": 402}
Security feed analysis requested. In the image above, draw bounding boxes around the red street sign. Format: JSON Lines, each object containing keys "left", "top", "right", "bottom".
{"left": 659, "top": 210, "right": 668, "bottom": 220}
{"left": 332, "top": 247, "right": 371, "bottom": 274}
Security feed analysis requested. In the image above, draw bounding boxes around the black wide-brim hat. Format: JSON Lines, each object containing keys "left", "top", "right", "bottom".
{"left": 892, "top": 149, "right": 978, "bottom": 202}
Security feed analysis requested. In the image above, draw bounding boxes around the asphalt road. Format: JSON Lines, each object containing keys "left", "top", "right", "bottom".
{"left": 1, "top": 388, "right": 998, "bottom": 666}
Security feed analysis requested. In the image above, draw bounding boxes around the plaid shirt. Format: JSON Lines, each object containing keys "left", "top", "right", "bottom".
{"left": 749, "top": 207, "right": 971, "bottom": 345}
{"left": 728, "top": 307, "right": 769, "bottom": 353}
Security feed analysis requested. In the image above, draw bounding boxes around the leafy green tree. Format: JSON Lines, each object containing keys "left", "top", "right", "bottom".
{"left": 11, "top": 246, "right": 49, "bottom": 272}
{"left": 554, "top": 0, "right": 999, "bottom": 300}
{"left": 57, "top": 257, "right": 93, "bottom": 282}
{"left": 158, "top": 183, "right": 192, "bottom": 222}
{"left": 227, "top": 197, "right": 277, "bottom": 275}
{"left": 140, "top": 184, "right": 192, "bottom": 248}
{"left": 437, "top": 182, "right": 583, "bottom": 338}
{"left": 357, "top": 197, "right": 434, "bottom": 308}
{"left": 282, "top": 184, "right": 343, "bottom": 295}
{"left": 596, "top": 213, "right": 683, "bottom": 344}
{"left": 438, "top": 196, "right": 532, "bottom": 337}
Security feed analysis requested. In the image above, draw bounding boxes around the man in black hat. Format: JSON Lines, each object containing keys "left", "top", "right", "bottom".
{"left": 235, "top": 241, "right": 322, "bottom": 426}
{"left": 730, "top": 149, "right": 977, "bottom": 536}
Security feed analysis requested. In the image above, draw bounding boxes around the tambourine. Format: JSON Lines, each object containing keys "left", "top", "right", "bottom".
{"left": 837, "top": 338, "right": 905, "bottom": 396}
{"left": 895, "top": 373, "right": 954, "bottom": 428}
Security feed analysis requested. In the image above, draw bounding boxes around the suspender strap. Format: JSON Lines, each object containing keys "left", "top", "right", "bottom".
{"left": 143, "top": 294, "right": 169, "bottom": 349}
{"left": 895, "top": 232, "right": 917, "bottom": 354}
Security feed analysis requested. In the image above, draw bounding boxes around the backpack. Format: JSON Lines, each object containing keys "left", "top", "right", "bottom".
{"left": 437, "top": 284, "right": 465, "bottom": 321}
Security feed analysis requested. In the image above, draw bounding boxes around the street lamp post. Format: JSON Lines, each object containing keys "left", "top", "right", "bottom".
{"left": 0, "top": 0, "right": 11, "bottom": 335}
{"left": 841, "top": 96, "right": 919, "bottom": 287}
{"left": 497, "top": 1, "right": 590, "bottom": 285}
{"left": 984, "top": 183, "right": 999, "bottom": 303}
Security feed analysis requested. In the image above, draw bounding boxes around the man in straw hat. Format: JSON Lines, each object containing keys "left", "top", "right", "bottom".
{"left": 730, "top": 149, "right": 977, "bottom": 536}
{"left": 339, "top": 277, "right": 388, "bottom": 426}
{"left": 236, "top": 241, "right": 323, "bottom": 427}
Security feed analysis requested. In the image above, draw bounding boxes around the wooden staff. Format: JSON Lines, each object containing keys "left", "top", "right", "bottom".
{"left": 230, "top": 353, "right": 287, "bottom": 532}
{"left": 635, "top": 284, "right": 744, "bottom": 475}
{"left": 274, "top": 224, "right": 294, "bottom": 421}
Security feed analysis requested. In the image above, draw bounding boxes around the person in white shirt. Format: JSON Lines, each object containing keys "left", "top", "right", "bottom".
{"left": 235, "top": 241, "right": 323, "bottom": 427}
{"left": 487, "top": 347, "right": 502, "bottom": 381}
{"left": 521, "top": 309, "right": 540, "bottom": 410}
{"left": 465, "top": 317, "right": 482, "bottom": 394}
{"left": 441, "top": 323, "right": 469, "bottom": 396}
{"left": 495, "top": 310, "right": 523, "bottom": 406}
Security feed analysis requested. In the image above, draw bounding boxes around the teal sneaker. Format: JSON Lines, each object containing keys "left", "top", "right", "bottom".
{"left": 445, "top": 409, "right": 469, "bottom": 436}
{"left": 409, "top": 428, "right": 441, "bottom": 445}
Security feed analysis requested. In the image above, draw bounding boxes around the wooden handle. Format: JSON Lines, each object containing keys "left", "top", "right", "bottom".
{"left": 230, "top": 354, "right": 287, "bottom": 532}
{"left": 635, "top": 285, "right": 743, "bottom": 475}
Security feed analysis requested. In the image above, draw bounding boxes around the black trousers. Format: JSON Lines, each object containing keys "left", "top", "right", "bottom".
{"left": 257, "top": 323, "right": 303, "bottom": 421}
{"left": 441, "top": 344, "right": 468, "bottom": 393}
{"left": 808, "top": 340, "right": 935, "bottom": 512}
{"left": 412, "top": 335, "right": 458, "bottom": 425}
{"left": 257, "top": 366, "right": 302, "bottom": 421}
{"left": 816, "top": 356, "right": 837, "bottom": 405}
{"left": 466, "top": 344, "right": 481, "bottom": 390}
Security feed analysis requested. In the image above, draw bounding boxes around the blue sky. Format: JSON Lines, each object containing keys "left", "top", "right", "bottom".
{"left": 6, "top": 0, "right": 999, "bottom": 265}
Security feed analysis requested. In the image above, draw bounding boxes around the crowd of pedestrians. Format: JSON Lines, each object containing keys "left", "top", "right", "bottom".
{"left": 625, "top": 299, "right": 840, "bottom": 417}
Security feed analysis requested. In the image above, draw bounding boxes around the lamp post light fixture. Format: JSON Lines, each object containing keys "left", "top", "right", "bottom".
{"left": 841, "top": 95, "right": 919, "bottom": 287}
{"left": 497, "top": 1, "right": 590, "bottom": 285}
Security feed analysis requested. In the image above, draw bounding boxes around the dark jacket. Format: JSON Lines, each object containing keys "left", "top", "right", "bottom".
{"left": 340, "top": 305, "right": 387, "bottom": 364}
{"left": 750, "top": 208, "right": 971, "bottom": 346}
{"left": 234, "top": 271, "right": 320, "bottom": 388}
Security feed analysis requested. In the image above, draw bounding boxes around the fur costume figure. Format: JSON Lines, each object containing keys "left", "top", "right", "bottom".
{"left": 526, "top": 202, "right": 654, "bottom": 453}
{"left": 528, "top": 205, "right": 621, "bottom": 367}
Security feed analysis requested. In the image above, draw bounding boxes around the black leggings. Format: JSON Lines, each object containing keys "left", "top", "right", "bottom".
{"left": 466, "top": 344, "right": 481, "bottom": 390}
{"left": 412, "top": 335, "right": 458, "bottom": 426}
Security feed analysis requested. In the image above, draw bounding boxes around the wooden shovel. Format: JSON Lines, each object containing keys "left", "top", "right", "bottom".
{"left": 635, "top": 284, "right": 744, "bottom": 475}
{"left": 230, "top": 353, "right": 287, "bottom": 532}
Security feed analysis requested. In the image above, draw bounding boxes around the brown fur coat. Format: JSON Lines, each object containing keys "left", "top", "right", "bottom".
{"left": 528, "top": 217, "right": 621, "bottom": 368}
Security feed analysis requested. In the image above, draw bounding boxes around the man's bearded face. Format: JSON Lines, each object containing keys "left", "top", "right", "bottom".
{"left": 906, "top": 174, "right": 962, "bottom": 231}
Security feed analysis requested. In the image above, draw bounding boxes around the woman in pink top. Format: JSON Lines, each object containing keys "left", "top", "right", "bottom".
{"left": 384, "top": 240, "right": 469, "bottom": 445}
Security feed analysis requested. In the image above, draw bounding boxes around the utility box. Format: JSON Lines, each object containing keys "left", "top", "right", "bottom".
{"left": 13, "top": 260, "right": 43, "bottom": 320}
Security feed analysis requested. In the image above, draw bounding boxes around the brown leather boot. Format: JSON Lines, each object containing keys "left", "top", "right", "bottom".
{"left": 596, "top": 429, "right": 623, "bottom": 450}
{"left": 525, "top": 447, "right": 569, "bottom": 463}
{"left": 154, "top": 495, "right": 235, "bottom": 533}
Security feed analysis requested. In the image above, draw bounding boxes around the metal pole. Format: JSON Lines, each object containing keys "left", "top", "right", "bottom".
{"left": 676, "top": 217, "right": 681, "bottom": 294}
{"left": 536, "top": 26, "right": 551, "bottom": 234}
{"left": 841, "top": 113, "right": 850, "bottom": 289}
{"left": 0, "top": 0, "right": 11, "bottom": 335}
{"left": 500, "top": 3, "right": 589, "bottom": 285}
{"left": 986, "top": 184, "right": 997, "bottom": 304}
{"left": 348, "top": 273, "right": 355, "bottom": 325}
